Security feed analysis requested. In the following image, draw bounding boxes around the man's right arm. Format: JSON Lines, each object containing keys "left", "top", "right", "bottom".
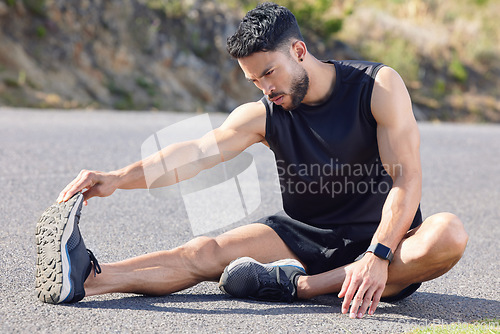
{"left": 57, "top": 101, "right": 266, "bottom": 204}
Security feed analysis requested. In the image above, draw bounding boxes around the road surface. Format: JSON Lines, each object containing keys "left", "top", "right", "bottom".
{"left": 0, "top": 108, "right": 498, "bottom": 333}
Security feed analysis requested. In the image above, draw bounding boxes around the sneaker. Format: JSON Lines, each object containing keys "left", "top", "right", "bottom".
{"left": 35, "top": 192, "right": 101, "bottom": 304}
{"left": 219, "top": 257, "right": 306, "bottom": 303}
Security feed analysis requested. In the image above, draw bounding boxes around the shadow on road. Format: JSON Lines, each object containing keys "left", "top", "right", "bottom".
{"left": 70, "top": 291, "right": 499, "bottom": 321}
{"left": 375, "top": 292, "right": 500, "bottom": 324}
{"left": 72, "top": 293, "right": 339, "bottom": 315}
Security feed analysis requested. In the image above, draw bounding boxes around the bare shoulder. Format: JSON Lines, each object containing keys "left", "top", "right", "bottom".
{"left": 219, "top": 100, "right": 267, "bottom": 141}
{"left": 371, "top": 66, "right": 415, "bottom": 127}
{"left": 371, "top": 66, "right": 420, "bottom": 172}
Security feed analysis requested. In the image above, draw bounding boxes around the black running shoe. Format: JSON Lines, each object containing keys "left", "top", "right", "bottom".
{"left": 35, "top": 192, "right": 101, "bottom": 304}
{"left": 219, "top": 257, "right": 306, "bottom": 303}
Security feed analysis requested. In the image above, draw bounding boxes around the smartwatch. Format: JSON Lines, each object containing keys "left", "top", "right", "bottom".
{"left": 364, "top": 243, "right": 394, "bottom": 264}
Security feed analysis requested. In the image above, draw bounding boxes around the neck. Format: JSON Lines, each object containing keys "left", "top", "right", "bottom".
{"left": 301, "top": 56, "right": 336, "bottom": 106}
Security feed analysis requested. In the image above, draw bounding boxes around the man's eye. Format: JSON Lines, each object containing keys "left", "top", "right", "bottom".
{"left": 266, "top": 70, "right": 274, "bottom": 76}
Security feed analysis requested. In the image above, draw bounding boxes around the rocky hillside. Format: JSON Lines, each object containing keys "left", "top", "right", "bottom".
{"left": 0, "top": 0, "right": 263, "bottom": 113}
{"left": 0, "top": 0, "right": 498, "bottom": 122}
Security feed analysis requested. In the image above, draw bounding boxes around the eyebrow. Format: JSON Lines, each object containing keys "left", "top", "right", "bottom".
{"left": 246, "top": 66, "right": 273, "bottom": 82}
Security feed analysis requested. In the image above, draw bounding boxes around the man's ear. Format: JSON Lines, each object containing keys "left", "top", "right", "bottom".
{"left": 292, "top": 40, "right": 307, "bottom": 62}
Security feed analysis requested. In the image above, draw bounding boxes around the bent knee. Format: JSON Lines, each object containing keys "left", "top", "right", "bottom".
{"left": 426, "top": 212, "right": 468, "bottom": 259}
{"left": 437, "top": 213, "right": 468, "bottom": 252}
{"left": 180, "top": 236, "right": 226, "bottom": 280}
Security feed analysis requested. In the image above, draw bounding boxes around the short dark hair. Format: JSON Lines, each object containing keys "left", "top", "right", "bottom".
{"left": 227, "top": 2, "right": 303, "bottom": 59}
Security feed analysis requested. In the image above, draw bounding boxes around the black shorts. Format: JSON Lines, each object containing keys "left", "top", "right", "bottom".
{"left": 257, "top": 209, "right": 423, "bottom": 301}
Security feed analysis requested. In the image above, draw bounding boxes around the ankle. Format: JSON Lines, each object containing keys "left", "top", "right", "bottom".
{"left": 295, "top": 275, "right": 310, "bottom": 299}
{"left": 83, "top": 263, "right": 107, "bottom": 297}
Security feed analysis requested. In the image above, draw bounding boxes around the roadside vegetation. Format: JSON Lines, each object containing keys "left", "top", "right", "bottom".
{"left": 407, "top": 318, "right": 499, "bottom": 333}
{"left": 146, "top": 0, "right": 500, "bottom": 122}
{"left": 336, "top": 0, "right": 500, "bottom": 122}
{"left": 1, "top": 0, "right": 498, "bottom": 122}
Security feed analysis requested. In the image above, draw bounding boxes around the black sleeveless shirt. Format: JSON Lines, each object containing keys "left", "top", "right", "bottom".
{"left": 262, "top": 60, "right": 405, "bottom": 227}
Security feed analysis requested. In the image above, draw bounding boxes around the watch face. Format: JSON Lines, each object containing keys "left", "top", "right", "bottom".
{"left": 370, "top": 243, "right": 393, "bottom": 262}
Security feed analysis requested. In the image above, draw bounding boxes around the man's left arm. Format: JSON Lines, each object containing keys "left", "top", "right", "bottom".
{"left": 338, "top": 66, "right": 422, "bottom": 318}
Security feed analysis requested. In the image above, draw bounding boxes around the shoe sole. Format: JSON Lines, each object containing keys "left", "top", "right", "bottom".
{"left": 35, "top": 193, "right": 83, "bottom": 304}
{"left": 218, "top": 257, "right": 305, "bottom": 295}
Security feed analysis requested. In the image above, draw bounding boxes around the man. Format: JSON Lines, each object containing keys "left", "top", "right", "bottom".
{"left": 35, "top": 3, "right": 468, "bottom": 319}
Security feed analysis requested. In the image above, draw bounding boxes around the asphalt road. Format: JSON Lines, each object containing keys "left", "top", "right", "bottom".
{"left": 0, "top": 108, "right": 498, "bottom": 333}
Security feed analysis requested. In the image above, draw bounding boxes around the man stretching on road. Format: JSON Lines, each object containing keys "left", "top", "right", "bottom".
{"left": 35, "top": 3, "right": 468, "bottom": 319}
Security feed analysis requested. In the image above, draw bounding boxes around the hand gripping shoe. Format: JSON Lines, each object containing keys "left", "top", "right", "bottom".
{"left": 219, "top": 257, "right": 306, "bottom": 303}
{"left": 35, "top": 192, "right": 101, "bottom": 303}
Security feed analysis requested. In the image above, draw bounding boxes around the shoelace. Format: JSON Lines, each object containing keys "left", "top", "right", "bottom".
{"left": 87, "top": 249, "right": 102, "bottom": 277}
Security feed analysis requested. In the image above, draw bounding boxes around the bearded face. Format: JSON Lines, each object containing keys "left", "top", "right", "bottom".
{"left": 238, "top": 50, "right": 310, "bottom": 111}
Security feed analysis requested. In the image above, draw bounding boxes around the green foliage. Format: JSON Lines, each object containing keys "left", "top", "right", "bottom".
{"left": 5, "top": 0, "right": 15, "bottom": 6}
{"left": 276, "top": 0, "right": 350, "bottom": 39}
{"left": 107, "top": 81, "right": 135, "bottom": 110}
{"left": 113, "top": 96, "right": 135, "bottom": 110}
{"left": 432, "top": 78, "right": 446, "bottom": 98}
{"left": 3, "top": 70, "right": 27, "bottom": 88}
{"left": 473, "top": 0, "right": 489, "bottom": 5}
{"left": 323, "top": 18, "right": 344, "bottom": 37}
{"left": 407, "top": 319, "right": 499, "bottom": 334}
{"left": 361, "top": 36, "right": 420, "bottom": 83}
{"left": 219, "top": 0, "right": 349, "bottom": 39}
{"left": 22, "top": 0, "right": 46, "bottom": 16}
{"left": 151, "top": 98, "right": 161, "bottom": 110}
{"left": 449, "top": 57, "right": 468, "bottom": 83}
{"left": 136, "top": 77, "right": 156, "bottom": 97}
{"left": 4, "top": 77, "right": 20, "bottom": 88}
{"left": 216, "top": 0, "right": 257, "bottom": 12}
{"left": 36, "top": 25, "right": 46, "bottom": 38}
{"left": 144, "top": 0, "right": 189, "bottom": 18}
{"left": 18, "top": 69, "right": 26, "bottom": 86}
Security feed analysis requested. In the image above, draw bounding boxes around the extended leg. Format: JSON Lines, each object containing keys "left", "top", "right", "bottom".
{"left": 84, "top": 223, "right": 302, "bottom": 297}
{"left": 296, "top": 212, "right": 468, "bottom": 299}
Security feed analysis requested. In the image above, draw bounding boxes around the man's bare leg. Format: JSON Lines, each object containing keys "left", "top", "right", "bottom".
{"left": 296, "top": 212, "right": 468, "bottom": 299}
{"left": 83, "top": 223, "right": 303, "bottom": 297}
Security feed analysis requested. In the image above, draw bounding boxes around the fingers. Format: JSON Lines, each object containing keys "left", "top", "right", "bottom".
{"left": 368, "top": 289, "right": 383, "bottom": 316}
{"left": 355, "top": 286, "right": 376, "bottom": 319}
{"left": 339, "top": 267, "right": 384, "bottom": 319}
{"left": 340, "top": 273, "right": 360, "bottom": 316}
{"left": 57, "top": 170, "right": 96, "bottom": 203}
{"left": 346, "top": 281, "right": 367, "bottom": 319}
{"left": 81, "top": 185, "right": 101, "bottom": 203}
{"left": 342, "top": 282, "right": 381, "bottom": 319}
{"left": 338, "top": 270, "right": 351, "bottom": 299}
{"left": 339, "top": 271, "right": 352, "bottom": 314}
{"left": 353, "top": 286, "right": 382, "bottom": 318}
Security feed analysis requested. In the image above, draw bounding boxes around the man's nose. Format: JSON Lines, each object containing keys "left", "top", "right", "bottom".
{"left": 261, "top": 80, "right": 275, "bottom": 96}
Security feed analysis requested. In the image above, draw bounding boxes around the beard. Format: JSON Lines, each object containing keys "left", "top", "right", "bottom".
{"left": 288, "top": 68, "right": 309, "bottom": 111}
{"left": 270, "top": 65, "right": 309, "bottom": 111}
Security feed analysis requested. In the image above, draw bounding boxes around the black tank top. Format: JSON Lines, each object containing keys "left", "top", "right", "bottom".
{"left": 263, "top": 60, "right": 403, "bottom": 226}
